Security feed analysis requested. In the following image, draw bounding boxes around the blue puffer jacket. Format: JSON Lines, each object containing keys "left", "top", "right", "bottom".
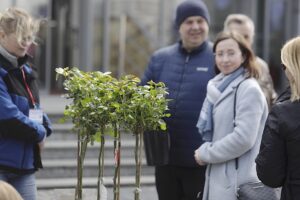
{"left": 141, "top": 41, "right": 215, "bottom": 167}
{"left": 0, "top": 54, "right": 52, "bottom": 174}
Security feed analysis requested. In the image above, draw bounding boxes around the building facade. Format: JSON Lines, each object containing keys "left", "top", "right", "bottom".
{"left": 1, "top": 0, "right": 299, "bottom": 93}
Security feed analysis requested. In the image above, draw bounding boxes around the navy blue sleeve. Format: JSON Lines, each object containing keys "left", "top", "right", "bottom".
{"left": 0, "top": 78, "right": 46, "bottom": 142}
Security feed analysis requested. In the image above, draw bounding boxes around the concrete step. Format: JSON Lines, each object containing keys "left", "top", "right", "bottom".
{"left": 49, "top": 123, "right": 136, "bottom": 141}
{"left": 51, "top": 123, "right": 74, "bottom": 132}
{"left": 36, "top": 158, "right": 154, "bottom": 178}
{"left": 42, "top": 139, "right": 140, "bottom": 159}
{"left": 36, "top": 175, "right": 155, "bottom": 189}
{"left": 46, "top": 112, "right": 68, "bottom": 124}
{"left": 47, "top": 123, "right": 74, "bottom": 141}
{"left": 37, "top": 186, "right": 158, "bottom": 200}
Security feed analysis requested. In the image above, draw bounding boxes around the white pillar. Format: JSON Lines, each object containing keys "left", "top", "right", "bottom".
{"left": 118, "top": 14, "right": 127, "bottom": 78}
{"left": 297, "top": 0, "right": 300, "bottom": 35}
{"left": 45, "top": 0, "right": 53, "bottom": 93}
{"left": 102, "top": 0, "right": 111, "bottom": 72}
{"left": 79, "top": 0, "right": 94, "bottom": 71}
{"left": 157, "top": 0, "right": 166, "bottom": 48}
{"left": 262, "top": 0, "right": 270, "bottom": 63}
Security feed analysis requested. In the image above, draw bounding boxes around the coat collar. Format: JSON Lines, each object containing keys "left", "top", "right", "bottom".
{"left": 178, "top": 40, "right": 209, "bottom": 55}
{"left": 0, "top": 53, "right": 29, "bottom": 71}
{"left": 213, "top": 73, "right": 247, "bottom": 107}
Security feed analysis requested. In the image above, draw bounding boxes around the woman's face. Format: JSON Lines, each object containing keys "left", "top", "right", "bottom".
{"left": 0, "top": 32, "right": 33, "bottom": 58}
{"left": 215, "top": 38, "right": 245, "bottom": 75}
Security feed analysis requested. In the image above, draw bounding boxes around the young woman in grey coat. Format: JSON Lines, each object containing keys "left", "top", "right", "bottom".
{"left": 194, "top": 31, "right": 268, "bottom": 200}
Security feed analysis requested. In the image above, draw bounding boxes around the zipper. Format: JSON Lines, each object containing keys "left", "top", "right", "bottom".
{"left": 173, "top": 54, "right": 190, "bottom": 116}
{"left": 185, "top": 55, "right": 190, "bottom": 64}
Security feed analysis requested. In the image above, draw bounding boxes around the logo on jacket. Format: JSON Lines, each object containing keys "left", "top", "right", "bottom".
{"left": 196, "top": 67, "right": 208, "bottom": 72}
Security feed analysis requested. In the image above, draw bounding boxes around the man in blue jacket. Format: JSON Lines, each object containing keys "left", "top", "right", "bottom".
{"left": 141, "top": 0, "right": 215, "bottom": 199}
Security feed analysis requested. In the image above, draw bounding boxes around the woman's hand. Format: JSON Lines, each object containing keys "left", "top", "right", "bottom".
{"left": 38, "top": 141, "right": 45, "bottom": 152}
{"left": 38, "top": 133, "right": 47, "bottom": 152}
{"left": 194, "top": 148, "right": 207, "bottom": 166}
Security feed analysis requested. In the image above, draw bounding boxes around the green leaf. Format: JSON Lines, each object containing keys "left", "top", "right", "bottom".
{"left": 55, "top": 67, "right": 65, "bottom": 74}
{"left": 160, "top": 123, "right": 167, "bottom": 130}
{"left": 56, "top": 66, "right": 171, "bottom": 140}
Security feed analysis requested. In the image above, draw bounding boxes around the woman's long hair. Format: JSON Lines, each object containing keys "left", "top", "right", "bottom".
{"left": 281, "top": 36, "right": 300, "bottom": 102}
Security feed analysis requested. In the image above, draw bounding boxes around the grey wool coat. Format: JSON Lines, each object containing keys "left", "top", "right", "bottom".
{"left": 198, "top": 73, "right": 268, "bottom": 200}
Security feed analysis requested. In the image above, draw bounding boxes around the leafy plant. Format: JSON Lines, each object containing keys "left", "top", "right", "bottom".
{"left": 56, "top": 67, "right": 169, "bottom": 200}
{"left": 121, "top": 80, "right": 169, "bottom": 200}
{"left": 56, "top": 68, "right": 114, "bottom": 200}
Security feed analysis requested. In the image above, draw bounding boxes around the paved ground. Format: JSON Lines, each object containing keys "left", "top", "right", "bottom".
{"left": 38, "top": 186, "right": 158, "bottom": 200}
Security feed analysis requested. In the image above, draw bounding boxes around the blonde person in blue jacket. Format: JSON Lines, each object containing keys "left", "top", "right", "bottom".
{"left": 194, "top": 31, "right": 268, "bottom": 200}
{"left": 0, "top": 8, "right": 52, "bottom": 200}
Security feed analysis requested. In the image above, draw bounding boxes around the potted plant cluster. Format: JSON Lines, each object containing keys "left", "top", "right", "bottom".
{"left": 56, "top": 67, "right": 170, "bottom": 200}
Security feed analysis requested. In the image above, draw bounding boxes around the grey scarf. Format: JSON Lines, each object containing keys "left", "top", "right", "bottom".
{"left": 197, "top": 67, "right": 245, "bottom": 142}
{"left": 0, "top": 44, "right": 18, "bottom": 68}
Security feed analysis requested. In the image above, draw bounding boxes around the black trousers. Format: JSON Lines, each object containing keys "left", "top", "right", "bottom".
{"left": 155, "top": 165, "right": 206, "bottom": 200}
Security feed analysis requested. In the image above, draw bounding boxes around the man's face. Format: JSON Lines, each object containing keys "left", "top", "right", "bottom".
{"left": 227, "top": 22, "right": 254, "bottom": 45}
{"left": 179, "top": 16, "right": 209, "bottom": 52}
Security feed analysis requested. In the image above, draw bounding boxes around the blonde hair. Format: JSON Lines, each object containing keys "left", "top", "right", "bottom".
{"left": 0, "top": 7, "right": 40, "bottom": 45}
{"left": 0, "top": 181, "right": 23, "bottom": 200}
{"left": 224, "top": 14, "right": 255, "bottom": 33}
{"left": 281, "top": 36, "right": 300, "bottom": 102}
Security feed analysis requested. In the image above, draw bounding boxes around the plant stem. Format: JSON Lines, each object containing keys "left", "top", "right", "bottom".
{"left": 75, "top": 130, "right": 88, "bottom": 200}
{"left": 113, "top": 124, "right": 121, "bottom": 200}
{"left": 134, "top": 131, "right": 143, "bottom": 200}
{"left": 75, "top": 132, "right": 81, "bottom": 200}
{"left": 97, "top": 126, "right": 105, "bottom": 200}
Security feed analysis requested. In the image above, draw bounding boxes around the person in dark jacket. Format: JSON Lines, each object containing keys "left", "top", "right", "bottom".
{"left": 141, "top": 0, "right": 215, "bottom": 199}
{"left": 276, "top": 85, "right": 291, "bottom": 103}
{"left": 0, "top": 8, "right": 52, "bottom": 200}
{"left": 256, "top": 36, "right": 300, "bottom": 199}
